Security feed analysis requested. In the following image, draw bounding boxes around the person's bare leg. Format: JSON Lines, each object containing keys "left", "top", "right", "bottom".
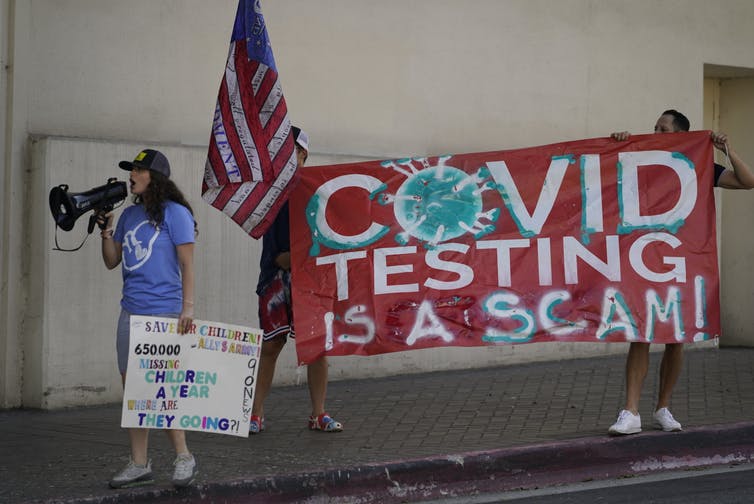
{"left": 252, "top": 337, "right": 286, "bottom": 418}
{"left": 625, "top": 342, "right": 650, "bottom": 414}
{"left": 128, "top": 428, "right": 150, "bottom": 465}
{"left": 165, "top": 429, "right": 190, "bottom": 455}
{"left": 307, "top": 356, "right": 328, "bottom": 416}
{"left": 121, "top": 372, "right": 150, "bottom": 465}
{"left": 656, "top": 343, "right": 683, "bottom": 411}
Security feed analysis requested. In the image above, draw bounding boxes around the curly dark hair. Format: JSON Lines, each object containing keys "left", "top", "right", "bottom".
{"left": 133, "top": 172, "right": 198, "bottom": 235}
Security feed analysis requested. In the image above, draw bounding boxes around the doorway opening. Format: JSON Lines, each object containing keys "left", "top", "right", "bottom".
{"left": 703, "top": 64, "right": 754, "bottom": 346}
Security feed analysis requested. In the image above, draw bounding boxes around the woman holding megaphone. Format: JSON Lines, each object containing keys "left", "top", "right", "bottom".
{"left": 99, "top": 148, "right": 199, "bottom": 489}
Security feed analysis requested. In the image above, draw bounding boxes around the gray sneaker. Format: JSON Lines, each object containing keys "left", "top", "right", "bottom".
{"left": 109, "top": 459, "right": 154, "bottom": 489}
{"left": 172, "top": 453, "right": 197, "bottom": 487}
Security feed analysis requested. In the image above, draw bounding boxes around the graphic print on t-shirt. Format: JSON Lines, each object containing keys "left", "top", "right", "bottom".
{"left": 122, "top": 220, "right": 160, "bottom": 271}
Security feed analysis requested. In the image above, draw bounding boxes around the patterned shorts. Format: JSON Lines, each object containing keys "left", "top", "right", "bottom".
{"left": 258, "top": 270, "right": 295, "bottom": 342}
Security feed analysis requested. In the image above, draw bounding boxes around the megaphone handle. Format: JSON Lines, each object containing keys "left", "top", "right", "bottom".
{"left": 87, "top": 214, "right": 97, "bottom": 234}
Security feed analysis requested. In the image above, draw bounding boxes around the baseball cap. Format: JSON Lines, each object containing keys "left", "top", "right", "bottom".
{"left": 291, "top": 126, "right": 309, "bottom": 153}
{"left": 119, "top": 149, "right": 171, "bottom": 178}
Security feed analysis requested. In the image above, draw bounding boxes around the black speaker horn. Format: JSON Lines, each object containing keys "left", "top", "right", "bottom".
{"left": 49, "top": 178, "right": 127, "bottom": 232}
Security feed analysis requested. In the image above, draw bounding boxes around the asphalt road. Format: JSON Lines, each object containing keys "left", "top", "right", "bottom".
{"left": 426, "top": 463, "right": 754, "bottom": 504}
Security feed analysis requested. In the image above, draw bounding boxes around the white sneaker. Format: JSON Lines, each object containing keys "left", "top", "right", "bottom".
{"left": 653, "top": 407, "right": 682, "bottom": 432}
{"left": 109, "top": 459, "right": 153, "bottom": 488}
{"left": 172, "top": 453, "right": 197, "bottom": 487}
{"left": 608, "top": 409, "right": 642, "bottom": 435}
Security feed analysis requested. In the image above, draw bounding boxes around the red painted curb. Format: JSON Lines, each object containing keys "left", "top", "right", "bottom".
{"left": 55, "top": 421, "right": 754, "bottom": 503}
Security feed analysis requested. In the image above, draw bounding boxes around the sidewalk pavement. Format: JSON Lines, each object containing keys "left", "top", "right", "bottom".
{"left": 2, "top": 346, "right": 754, "bottom": 503}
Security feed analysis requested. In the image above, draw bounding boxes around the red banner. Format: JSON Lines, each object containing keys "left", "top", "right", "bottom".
{"left": 290, "top": 132, "right": 719, "bottom": 365}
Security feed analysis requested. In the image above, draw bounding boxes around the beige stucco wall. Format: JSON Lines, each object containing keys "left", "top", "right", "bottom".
{"left": 4, "top": 0, "right": 754, "bottom": 408}
{"left": 20, "top": 0, "right": 754, "bottom": 151}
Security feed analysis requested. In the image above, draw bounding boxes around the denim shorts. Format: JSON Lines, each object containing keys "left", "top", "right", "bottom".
{"left": 116, "top": 308, "right": 179, "bottom": 375}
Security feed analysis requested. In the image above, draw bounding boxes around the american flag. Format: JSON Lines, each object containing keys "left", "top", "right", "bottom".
{"left": 202, "top": 0, "right": 297, "bottom": 238}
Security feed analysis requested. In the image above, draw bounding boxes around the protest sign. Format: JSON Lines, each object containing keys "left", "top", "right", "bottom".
{"left": 122, "top": 316, "right": 262, "bottom": 438}
{"left": 289, "top": 131, "right": 720, "bottom": 364}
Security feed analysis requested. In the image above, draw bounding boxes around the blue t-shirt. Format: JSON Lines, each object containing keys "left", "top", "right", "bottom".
{"left": 114, "top": 201, "right": 195, "bottom": 314}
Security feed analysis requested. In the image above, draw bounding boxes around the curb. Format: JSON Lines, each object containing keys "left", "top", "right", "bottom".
{"left": 46, "top": 421, "right": 754, "bottom": 504}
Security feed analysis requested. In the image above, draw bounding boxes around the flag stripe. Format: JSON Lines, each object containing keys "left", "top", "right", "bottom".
{"left": 224, "top": 42, "right": 263, "bottom": 181}
{"left": 212, "top": 78, "right": 249, "bottom": 184}
{"left": 227, "top": 136, "right": 295, "bottom": 221}
{"left": 231, "top": 40, "right": 277, "bottom": 178}
{"left": 251, "top": 64, "right": 267, "bottom": 95}
{"left": 259, "top": 78, "right": 283, "bottom": 129}
{"left": 207, "top": 109, "right": 234, "bottom": 186}
{"left": 241, "top": 149, "right": 298, "bottom": 233}
{"left": 267, "top": 115, "right": 289, "bottom": 162}
{"left": 253, "top": 64, "right": 279, "bottom": 128}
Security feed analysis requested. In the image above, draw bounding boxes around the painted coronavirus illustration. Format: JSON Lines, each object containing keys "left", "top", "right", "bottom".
{"left": 376, "top": 156, "right": 501, "bottom": 249}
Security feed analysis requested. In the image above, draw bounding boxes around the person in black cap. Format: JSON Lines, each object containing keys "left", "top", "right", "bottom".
{"left": 251, "top": 127, "right": 344, "bottom": 434}
{"left": 100, "top": 148, "right": 199, "bottom": 488}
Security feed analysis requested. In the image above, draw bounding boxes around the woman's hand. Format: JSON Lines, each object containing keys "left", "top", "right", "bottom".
{"left": 96, "top": 211, "right": 114, "bottom": 236}
{"left": 177, "top": 302, "right": 194, "bottom": 335}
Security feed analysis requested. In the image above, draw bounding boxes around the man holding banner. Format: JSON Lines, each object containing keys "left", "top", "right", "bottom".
{"left": 608, "top": 109, "right": 754, "bottom": 435}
